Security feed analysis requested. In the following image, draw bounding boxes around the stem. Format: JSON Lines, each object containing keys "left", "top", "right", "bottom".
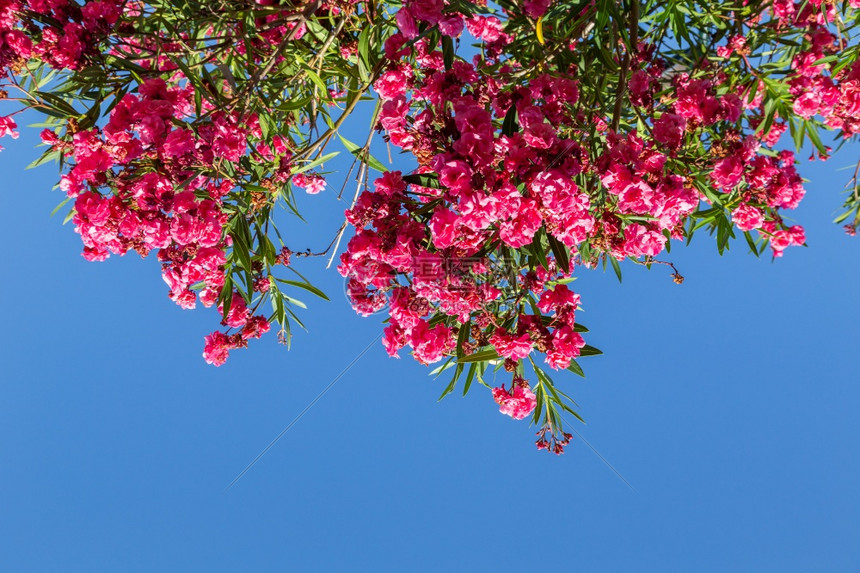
{"left": 611, "top": 0, "right": 639, "bottom": 132}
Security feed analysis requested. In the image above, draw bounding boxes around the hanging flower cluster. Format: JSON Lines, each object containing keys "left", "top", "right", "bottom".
{"left": 2, "top": 0, "right": 373, "bottom": 365}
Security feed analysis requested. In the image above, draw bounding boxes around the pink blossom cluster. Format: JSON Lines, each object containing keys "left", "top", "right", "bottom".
{"left": 341, "top": 25, "right": 607, "bottom": 440}
{"left": 335, "top": 3, "right": 854, "bottom": 442}
{"left": 0, "top": 0, "right": 362, "bottom": 367}
{"left": 624, "top": 54, "right": 809, "bottom": 257}
{"left": 41, "top": 73, "right": 283, "bottom": 364}
{"left": 0, "top": 114, "right": 18, "bottom": 150}
{"left": 492, "top": 378, "right": 537, "bottom": 420}
{"left": 783, "top": 22, "right": 860, "bottom": 138}
{"left": 0, "top": 0, "right": 121, "bottom": 71}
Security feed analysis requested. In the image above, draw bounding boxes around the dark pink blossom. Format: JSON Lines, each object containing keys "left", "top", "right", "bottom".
{"left": 203, "top": 331, "right": 232, "bottom": 366}
{"left": 492, "top": 379, "right": 537, "bottom": 420}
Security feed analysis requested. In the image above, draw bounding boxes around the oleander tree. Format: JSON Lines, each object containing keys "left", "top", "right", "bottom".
{"left": 1, "top": 0, "right": 859, "bottom": 453}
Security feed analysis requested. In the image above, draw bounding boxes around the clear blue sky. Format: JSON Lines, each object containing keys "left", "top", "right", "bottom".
{"left": 1, "top": 105, "right": 859, "bottom": 572}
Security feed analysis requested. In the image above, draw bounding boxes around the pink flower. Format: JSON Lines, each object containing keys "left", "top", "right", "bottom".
{"left": 203, "top": 331, "right": 232, "bottom": 366}
{"left": 74, "top": 192, "right": 111, "bottom": 226}
{"left": 652, "top": 113, "right": 686, "bottom": 148}
{"left": 465, "top": 15, "right": 504, "bottom": 43}
{"left": 382, "top": 322, "right": 408, "bottom": 357}
{"left": 171, "top": 290, "right": 197, "bottom": 310}
{"left": 437, "top": 158, "right": 473, "bottom": 193}
{"left": 499, "top": 198, "right": 541, "bottom": 248}
{"left": 407, "top": 0, "right": 443, "bottom": 24}
{"left": 375, "top": 171, "right": 407, "bottom": 196}
{"left": 490, "top": 328, "right": 533, "bottom": 360}
{"left": 241, "top": 316, "right": 271, "bottom": 340}
{"left": 219, "top": 294, "right": 249, "bottom": 328}
{"left": 0, "top": 116, "right": 19, "bottom": 140}
{"left": 293, "top": 173, "right": 327, "bottom": 194}
{"left": 766, "top": 224, "right": 805, "bottom": 257}
{"left": 545, "top": 326, "right": 585, "bottom": 370}
{"left": 732, "top": 204, "right": 765, "bottom": 232}
{"left": 161, "top": 129, "right": 195, "bottom": 158}
{"left": 4, "top": 30, "right": 32, "bottom": 59}
{"left": 410, "top": 320, "right": 454, "bottom": 364}
{"left": 623, "top": 223, "right": 665, "bottom": 257}
{"left": 628, "top": 70, "right": 653, "bottom": 106}
{"left": 711, "top": 156, "right": 744, "bottom": 189}
{"left": 429, "top": 207, "right": 460, "bottom": 249}
{"left": 395, "top": 9, "right": 418, "bottom": 39}
{"left": 523, "top": 0, "right": 551, "bottom": 18}
{"left": 439, "top": 15, "right": 465, "bottom": 37}
{"left": 374, "top": 68, "right": 410, "bottom": 100}
{"left": 793, "top": 91, "right": 821, "bottom": 119}
{"left": 211, "top": 117, "right": 247, "bottom": 161}
{"left": 537, "top": 284, "right": 580, "bottom": 315}
{"left": 492, "top": 379, "right": 537, "bottom": 420}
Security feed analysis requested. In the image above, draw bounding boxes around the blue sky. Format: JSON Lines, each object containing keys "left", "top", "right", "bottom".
{"left": 1, "top": 106, "right": 859, "bottom": 571}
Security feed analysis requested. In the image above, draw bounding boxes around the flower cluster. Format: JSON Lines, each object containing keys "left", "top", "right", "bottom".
{"left": 492, "top": 377, "right": 538, "bottom": 420}
{"left": 3, "top": 0, "right": 860, "bottom": 452}
{"left": 0, "top": 0, "right": 122, "bottom": 72}
{"left": 0, "top": 0, "right": 366, "bottom": 365}
{"left": 338, "top": 0, "right": 860, "bottom": 448}
{"left": 48, "top": 76, "right": 280, "bottom": 364}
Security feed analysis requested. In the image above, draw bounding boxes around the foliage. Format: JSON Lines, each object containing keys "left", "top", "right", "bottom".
{"left": 1, "top": 0, "right": 858, "bottom": 452}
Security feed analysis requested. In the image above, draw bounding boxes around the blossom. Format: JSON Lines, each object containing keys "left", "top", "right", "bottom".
{"left": 545, "top": 326, "right": 586, "bottom": 370}
{"left": 0, "top": 116, "right": 19, "bottom": 141}
{"left": 623, "top": 223, "right": 665, "bottom": 257}
{"left": 732, "top": 204, "right": 765, "bottom": 232}
{"left": 652, "top": 113, "right": 686, "bottom": 148}
{"left": 492, "top": 379, "right": 537, "bottom": 420}
{"left": 293, "top": 173, "right": 327, "bottom": 194}
{"left": 537, "top": 284, "right": 580, "bottom": 315}
{"left": 490, "top": 328, "right": 533, "bottom": 361}
{"left": 203, "top": 331, "right": 232, "bottom": 366}
{"left": 220, "top": 294, "right": 249, "bottom": 328}
{"left": 241, "top": 316, "right": 271, "bottom": 340}
{"left": 429, "top": 207, "right": 460, "bottom": 249}
{"left": 711, "top": 157, "right": 744, "bottom": 189}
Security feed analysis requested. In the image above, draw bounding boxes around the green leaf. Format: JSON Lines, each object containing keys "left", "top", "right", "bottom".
{"left": 303, "top": 67, "right": 331, "bottom": 101}
{"left": 438, "top": 363, "right": 464, "bottom": 400}
{"left": 743, "top": 230, "right": 759, "bottom": 256}
{"left": 529, "top": 231, "right": 550, "bottom": 271}
{"left": 567, "top": 359, "right": 585, "bottom": 377}
{"left": 275, "top": 279, "right": 330, "bottom": 301}
{"left": 276, "top": 95, "right": 313, "bottom": 111}
{"left": 34, "top": 91, "right": 79, "bottom": 116}
{"left": 579, "top": 345, "right": 602, "bottom": 357}
{"left": 229, "top": 229, "right": 253, "bottom": 274}
{"left": 559, "top": 401, "right": 586, "bottom": 424}
{"left": 609, "top": 256, "right": 623, "bottom": 283}
{"left": 338, "top": 134, "right": 388, "bottom": 172}
{"left": 292, "top": 151, "right": 339, "bottom": 175}
{"left": 547, "top": 234, "right": 570, "bottom": 273}
{"left": 50, "top": 195, "right": 72, "bottom": 217}
{"left": 357, "top": 25, "right": 375, "bottom": 71}
{"left": 457, "top": 349, "right": 500, "bottom": 363}
{"left": 456, "top": 321, "right": 471, "bottom": 358}
{"left": 442, "top": 35, "right": 455, "bottom": 70}
{"left": 462, "top": 363, "right": 477, "bottom": 396}
{"left": 219, "top": 278, "right": 234, "bottom": 322}
{"left": 501, "top": 105, "right": 519, "bottom": 136}
{"left": 25, "top": 150, "right": 62, "bottom": 169}
{"left": 282, "top": 293, "right": 307, "bottom": 309}
{"left": 403, "top": 172, "right": 442, "bottom": 189}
